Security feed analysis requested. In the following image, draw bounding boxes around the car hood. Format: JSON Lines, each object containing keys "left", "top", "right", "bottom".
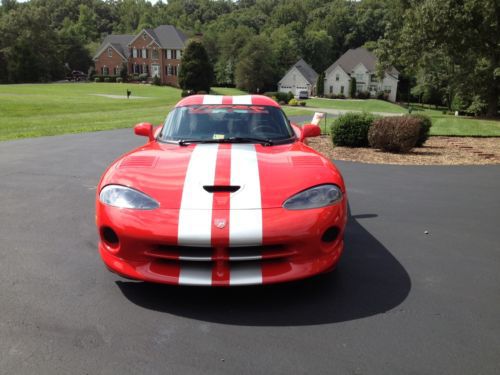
{"left": 99, "top": 141, "right": 345, "bottom": 209}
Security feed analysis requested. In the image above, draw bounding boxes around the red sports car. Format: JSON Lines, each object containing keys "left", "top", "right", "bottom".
{"left": 96, "top": 95, "right": 347, "bottom": 286}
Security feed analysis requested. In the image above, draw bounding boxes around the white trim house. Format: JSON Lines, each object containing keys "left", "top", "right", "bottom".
{"left": 278, "top": 59, "right": 318, "bottom": 97}
{"left": 324, "top": 47, "right": 399, "bottom": 102}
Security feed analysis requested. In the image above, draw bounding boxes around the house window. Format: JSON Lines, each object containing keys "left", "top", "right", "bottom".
{"left": 142, "top": 48, "right": 147, "bottom": 58}
{"left": 107, "top": 47, "right": 112, "bottom": 57}
{"left": 384, "top": 86, "right": 392, "bottom": 93}
{"left": 166, "top": 49, "right": 172, "bottom": 59}
{"left": 355, "top": 73, "right": 363, "bottom": 82}
{"left": 340, "top": 86, "right": 344, "bottom": 94}
{"left": 370, "top": 74, "right": 377, "bottom": 82}
{"left": 335, "top": 74, "right": 339, "bottom": 81}
{"left": 356, "top": 83, "right": 364, "bottom": 92}
{"left": 329, "top": 86, "right": 333, "bottom": 94}
{"left": 179, "top": 50, "right": 182, "bottom": 59}
{"left": 171, "top": 49, "right": 177, "bottom": 59}
{"left": 102, "top": 66, "right": 109, "bottom": 76}
{"left": 144, "top": 64, "right": 148, "bottom": 75}
{"left": 152, "top": 49, "right": 159, "bottom": 60}
{"left": 167, "top": 64, "right": 172, "bottom": 76}
{"left": 132, "top": 48, "right": 137, "bottom": 58}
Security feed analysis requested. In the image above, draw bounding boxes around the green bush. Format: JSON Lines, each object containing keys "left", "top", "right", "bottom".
{"left": 197, "top": 90, "right": 208, "bottom": 94}
{"left": 152, "top": 76, "right": 161, "bottom": 86}
{"left": 356, "top": 91, "right": 370, "bottom": 99}
{"left": 94, "top": 77, "right": 100, "bottom": 83}
{"left": 108, "top": 76, "right": 116, "bottom": 83}
{"left": 138, "top": 73, "right": 148, "bottom": 81}
{"left": 331, "top": 112, "right": 376, "bottom": 147}
{"left": 288, "top": 98, "right": 299, "bottom": 106}
{"left": 368, "top": 116, "right": 421, "bottom": 153}
{"left": 272, "top": 91, "right": 293, "bottom": 103}
{"left": 408, "top": 114, "right": 432, "bottom": 147}
{"left": 299, "top": 101, "right": 306, "bottom": 107}
{"left": 116, "top": 77, "right": 123, "bottom": 83}
{"left": 103, "top": 77, "right": 110, "bottom": 83}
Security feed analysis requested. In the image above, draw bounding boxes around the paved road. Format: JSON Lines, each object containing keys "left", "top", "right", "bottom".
{"left": 1, "top": 130, "right": 499, "bottom": 374}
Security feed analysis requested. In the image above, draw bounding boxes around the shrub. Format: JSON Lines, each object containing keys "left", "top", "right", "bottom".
{"left": 152, "top": 76, "right": 161, "bottom": 86}
{"left": 138, "top": 73, "right": 148, "bottom": 81}
{"left": 349, "top": 77, "right": 357, "bottom": 98}
{"left": 104, "top": 77, "right": 110, "bottom": 83}
{"left": 466, "top": 95, "right": 487, "bottom": 116}
{"left": 94, "top": 77, "right": 100, "bottom": 83}
{"left": 197, "top": 90, "right": 208, "bottom": 94}
{"left": 331, "top": 112, "right": 376, "bottom": 147}
{"left": 116, "top": 77, "right": 123, "bottom": 83}
{"left": 288, "top": 98, "right": 299, "bottom": 106}
{"left": 108, "top": 76, "right": 116, "bottom": 83}
{"left": 273, "top": 91, "right": 293, "bottom": 103}
{"left": 356, "top": 91, "right": 370, "bottom": 99}
{"left": 368, "top": 116, "right": 421, "bottom": 153}
{"left": 299, "top": 101, "right": 306, "bottom": 106}
{"left": 181, "top": 90, "right": 195, "bottom": 97}
{"left": 408, "top": 114, "right": 432, "bottom": 147}
{"left": 338, "top": 94, "right": 346, "bottom": 99}
{"left": 264, "top": 91, "right": 278, "bottom": 98}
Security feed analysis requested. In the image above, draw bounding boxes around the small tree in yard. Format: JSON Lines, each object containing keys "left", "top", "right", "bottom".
{"left": 349, "top": 77, "right": 357, "bottom": 98}
{"left": 178, "top": 40, "right": 214, "bottom": 93}
{"left": 316, "top": 72, "right": 325, "bottom": 97}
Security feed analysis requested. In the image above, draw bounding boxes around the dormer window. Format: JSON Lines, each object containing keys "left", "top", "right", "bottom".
{"left": 107, "top": 47, "right": 112, "bottom": 57}
{"left": 143, "top": 32, "right": 147, "bottom": 40}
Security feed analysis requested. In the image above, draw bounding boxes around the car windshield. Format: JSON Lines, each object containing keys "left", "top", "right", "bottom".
{"left": 159, "top": 104, "right": 295, "bottom": 144}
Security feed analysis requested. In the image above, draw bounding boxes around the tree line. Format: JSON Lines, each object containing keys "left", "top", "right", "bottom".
{"left": 0, "top": 0, "right": 498, "bottom": 116}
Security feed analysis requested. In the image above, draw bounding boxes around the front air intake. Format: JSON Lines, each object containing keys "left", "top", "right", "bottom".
{"left": 203, "top": 185, "right": 240, "bottom": 193}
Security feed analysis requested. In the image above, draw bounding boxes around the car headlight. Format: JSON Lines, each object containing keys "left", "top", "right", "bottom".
{"left": 99, "top": 185, "right": 159, "bottom": 210}
{"left": 283, "top": 184, "right": 342, "bottom": 210}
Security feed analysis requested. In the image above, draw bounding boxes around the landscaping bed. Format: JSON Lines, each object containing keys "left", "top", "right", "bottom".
{"left": 308, "top": 136, "right": 500, "bottom": 165}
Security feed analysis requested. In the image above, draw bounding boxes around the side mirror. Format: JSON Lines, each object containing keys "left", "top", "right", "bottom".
{"left": 300, "top": 124, "right": 321, "bottom": 141}
{"left": 134, "top": 122, "right": 154, "bottom": 141}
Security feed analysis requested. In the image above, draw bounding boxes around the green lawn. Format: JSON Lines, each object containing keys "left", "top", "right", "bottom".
{"left": 0, "top": 83, "right": 181, "bottom": 141}
{"left": 1, "top": 84, "right": 497, "bottom": 141}
{"left": 306, "top": 98, "right": 407, "bottom": 114}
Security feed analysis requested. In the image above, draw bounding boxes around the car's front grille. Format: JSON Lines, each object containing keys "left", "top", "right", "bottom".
{"left": 144, "top": 244, "right": 295, "bottom": 262}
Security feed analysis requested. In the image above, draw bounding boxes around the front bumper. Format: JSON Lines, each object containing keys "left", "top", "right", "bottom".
{"left": 96, "top": 200, "right": 347, "bottom": 286}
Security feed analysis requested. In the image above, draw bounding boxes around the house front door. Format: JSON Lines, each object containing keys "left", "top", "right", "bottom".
{"left": 151, "top": 64, "right": 160, "bottom": 78}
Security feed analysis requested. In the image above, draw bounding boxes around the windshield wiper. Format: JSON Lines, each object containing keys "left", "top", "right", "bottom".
{"left": 178, "top": 137, "right": 273, "bottom": 146}
{"left": 226, "top": 137, "right": 274, "bottom": 146}
{"left": 178, "top": 139, "right": 221, "bottom": 146}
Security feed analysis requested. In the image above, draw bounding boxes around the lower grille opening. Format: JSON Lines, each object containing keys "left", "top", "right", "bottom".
{"left": 145, "top": 244, "right": 294, "bottom": 262}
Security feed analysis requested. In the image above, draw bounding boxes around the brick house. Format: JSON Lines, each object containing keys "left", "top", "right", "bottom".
{"left": 93, "top": 25, "right": 188, "bottom": 86}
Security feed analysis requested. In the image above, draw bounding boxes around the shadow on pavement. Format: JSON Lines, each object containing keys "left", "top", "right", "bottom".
{"left": 117, "top": 213, "right": 411, "bottom": 326}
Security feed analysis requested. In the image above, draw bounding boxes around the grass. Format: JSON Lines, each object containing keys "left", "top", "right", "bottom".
{"left": 306, "top": 98, "right": 407, "bottom": 114}
{"left": 1, "top": 84, "right": 498, "bottom": 140}
{"left": 0, "top": 83, "right": 181, "bottom": 141}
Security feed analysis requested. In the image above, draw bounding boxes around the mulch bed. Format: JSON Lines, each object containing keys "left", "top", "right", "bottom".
{"left": 307, "top": 136, "right": 500, "bottom": 165}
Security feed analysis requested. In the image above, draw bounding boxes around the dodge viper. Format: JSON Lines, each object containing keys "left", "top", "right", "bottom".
{"left": 96, "top": 95, "right": 347, "bottom": 286}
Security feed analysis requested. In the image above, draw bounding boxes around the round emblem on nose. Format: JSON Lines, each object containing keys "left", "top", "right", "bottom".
{"left": 214, "top": 218, "right": 227, "bottom": 229}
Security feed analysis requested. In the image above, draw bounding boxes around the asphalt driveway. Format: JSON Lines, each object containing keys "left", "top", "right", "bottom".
{"left": 0, "top": 129, "right": 499, "bottom": 374}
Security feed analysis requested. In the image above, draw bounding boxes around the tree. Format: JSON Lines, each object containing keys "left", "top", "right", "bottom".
{"left": 235, "top": 35, "right": 276, "bottom": 93}
{"left": 378, "top": 0, "right": 500, "bottom": 116}
{"left": 349, "top": 77, "right": 357, "bottom": 98}
{"left": 178, "top": 40, "right": 214, "bottom": 93}
{"left": 316, "top": 72, "right": 325, "bottom": 97}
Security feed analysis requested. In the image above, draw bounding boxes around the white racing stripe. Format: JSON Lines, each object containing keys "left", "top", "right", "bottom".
{"left": 229, "top": 144, "right": 263, "bottom": 247}
{"left": 202, "top": 95, "right": 224, "bottom": 105}
{"left": 230, "top": 263, "right": 263, "bottom": 285}
{"left": 232, "top": 95, "right": 253, "bottom": 105}
{"left": 179, "top": 263, "right": 213, "bottom": 286}
{"left": 178, "top": 144, "right": 219, "bottom": 246}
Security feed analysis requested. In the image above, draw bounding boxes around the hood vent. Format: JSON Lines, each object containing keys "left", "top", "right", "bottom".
{"left": 291, "top": 156, "right": 323, "bottom": 167}
{"left": 119, "top": 155, "right": 158, "bottom": 168}
{"left": 203, "top": 185, "right": 240, "bottom": 193}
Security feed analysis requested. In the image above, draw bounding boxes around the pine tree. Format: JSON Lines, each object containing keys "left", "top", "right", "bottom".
{"left": 178, "top": 40, "right": 214, "bottom": 93}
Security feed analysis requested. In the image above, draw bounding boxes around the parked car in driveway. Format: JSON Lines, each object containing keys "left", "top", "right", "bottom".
{"left": 96, "top": 95, "right": 347, "bottom": 286}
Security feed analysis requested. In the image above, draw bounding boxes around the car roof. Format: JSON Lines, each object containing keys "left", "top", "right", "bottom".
{"left": 176, "top": 95, "right": 281, "bottom": 108}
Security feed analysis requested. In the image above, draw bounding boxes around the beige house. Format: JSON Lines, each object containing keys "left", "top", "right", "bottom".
{"left": 278, "top": 59, "right": 318, "bottom": 97}
{"left": 324, "top": 47, "right": 399, "bottom": 102}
